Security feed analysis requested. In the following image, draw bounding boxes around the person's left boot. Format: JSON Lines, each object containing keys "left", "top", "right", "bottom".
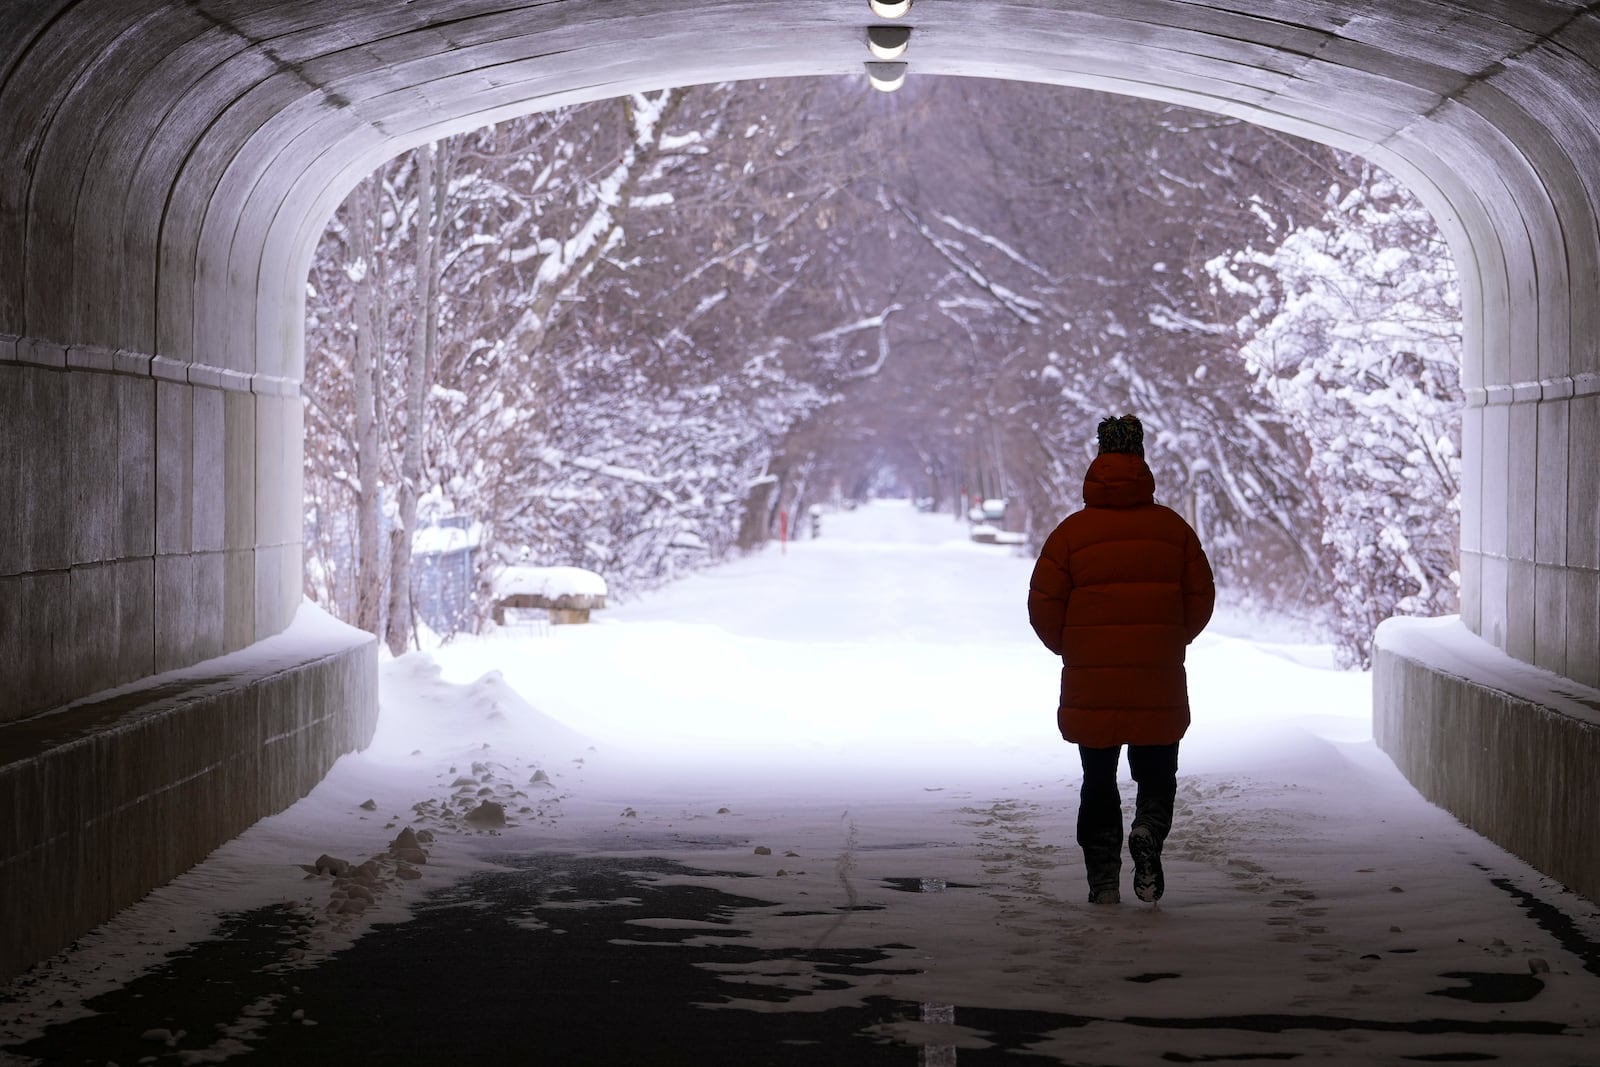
{"left": 1128, "top": 826, "right": 1164, "bottom": 903}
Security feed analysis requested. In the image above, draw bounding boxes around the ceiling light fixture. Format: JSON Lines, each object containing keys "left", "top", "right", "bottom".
{"left": 866, "top": 25, "right": 912, "bottom": 60}
{"left": 864, "top": 61, "right": 908, "bottom": 92}
{"left": 868, "top": 0, "right": 911, "bottom": 19}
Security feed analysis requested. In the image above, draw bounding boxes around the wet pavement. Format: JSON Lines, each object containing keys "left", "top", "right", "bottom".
{"left": 4, "top": 838, "right": 1598, "bottom": 1066}
{"left": 4, "top": 854, "right": 1030, "bottom": 1066}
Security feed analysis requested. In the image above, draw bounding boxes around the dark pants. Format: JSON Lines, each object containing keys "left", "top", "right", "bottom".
{"left": 1076, "top": 742, "right": 1179, "bottom": 892}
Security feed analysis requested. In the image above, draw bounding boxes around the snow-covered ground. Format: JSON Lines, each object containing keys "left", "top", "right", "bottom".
{"left": 3, "top": 500, "right": 1597, "bottom": 1064}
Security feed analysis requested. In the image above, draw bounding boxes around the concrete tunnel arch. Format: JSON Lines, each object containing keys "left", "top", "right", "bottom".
{"left": 2, "top": 1, "right": 1598, "bottom": 980}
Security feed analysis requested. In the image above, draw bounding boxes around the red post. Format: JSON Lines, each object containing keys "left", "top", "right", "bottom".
{"left": 779, "top": 507, "right": 788, "bottom": 555}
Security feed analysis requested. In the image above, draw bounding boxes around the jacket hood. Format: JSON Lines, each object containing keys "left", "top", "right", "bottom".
{"left": 1083, "top": 451, "right": 1156, "bottom": 508}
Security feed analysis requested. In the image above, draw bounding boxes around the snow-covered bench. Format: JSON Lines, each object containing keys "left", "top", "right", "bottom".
{"left": 492, "top": 566, "right": 608, "bottom": 625}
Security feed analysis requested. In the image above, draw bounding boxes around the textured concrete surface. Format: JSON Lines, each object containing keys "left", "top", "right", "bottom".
{"left": 3, "top": 0, "right": 1600, "bottom": 978}
{"left": 1375, "top": 618, "right": 1600, "bottom": 905}
{"left": 0, "top": 613, "right": 377, "bottom": 984}
{"left": 0, "top": 353, "right": 310, "bottom": 722}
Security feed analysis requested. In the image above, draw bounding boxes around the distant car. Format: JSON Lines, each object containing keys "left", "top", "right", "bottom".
{"left": 969, "top": 498, "right": 1018, "bottom": 545}
{"left": 970, "top": 498, "right": 1006, "bottom": 523}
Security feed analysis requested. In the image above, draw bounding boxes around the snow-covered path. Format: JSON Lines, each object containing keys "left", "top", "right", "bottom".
{"left": 4, "top": 501, "right": 1597, "bottom": 1065}
{"left": 425, "top": 499, "right": 1369, "bottom": 776}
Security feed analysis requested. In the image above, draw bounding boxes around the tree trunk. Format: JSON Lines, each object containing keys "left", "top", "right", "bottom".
{"left": 352, "top": 176, "right": 385, "bottom": 636}
{"left": 386, "top": 143, "right": 442, "bottom": 655}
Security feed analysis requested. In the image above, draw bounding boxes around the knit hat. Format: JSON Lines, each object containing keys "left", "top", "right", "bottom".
{"left": 1096, "top": 414, "right": 1144, "bottom": 457}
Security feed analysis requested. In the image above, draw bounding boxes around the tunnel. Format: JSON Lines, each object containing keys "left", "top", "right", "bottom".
{"left": 1, "top": 0, "right": 1598, "bottom": 983}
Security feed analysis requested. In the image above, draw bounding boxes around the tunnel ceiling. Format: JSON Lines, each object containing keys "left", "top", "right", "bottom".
{"left": 1, "top": 1, "right": 1597, "bottom": 390}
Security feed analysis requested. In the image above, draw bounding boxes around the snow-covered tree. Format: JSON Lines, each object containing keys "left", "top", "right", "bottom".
{"left": 303, "top": 76, "right": 1458, "bottom": 659}
{"left": 794, "top": 80, "right": 1331, "bottom": 609}
{"left": 1208, "top": 161, "right": 1463, "bottom": 666}
{"left": 304, "top": 82, "right": 871, "bottom": 641}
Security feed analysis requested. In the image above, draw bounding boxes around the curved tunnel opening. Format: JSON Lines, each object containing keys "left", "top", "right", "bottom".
{"left": 219, "top": 8, "right": 1594, "bottom": 912}
{"left": 293, "top": 72, "right": 1465, "bottom": 728}
{"left": 4, "top": 2, "right": 1597, "bottom": 990}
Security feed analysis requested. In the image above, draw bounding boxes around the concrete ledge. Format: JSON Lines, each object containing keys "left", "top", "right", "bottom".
{"left": 0, "top": 604, "right": 378, "bottom": 982}
{"left": 1374, "top": 615, "right": 1599, "bottom": 904}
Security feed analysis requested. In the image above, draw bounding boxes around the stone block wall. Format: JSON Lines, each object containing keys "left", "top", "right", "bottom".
{"left": 1460, "top": 384, "right": 1600, "bottom": 691}
{"left": 0, "top": 610, "right": 377, "bottom": 983}
{"left": 0, "top": 340, "right": 376, "bottom": 981}
{"left": 1374, "top": 617, "right": 1600, "bottom": 903}
{"left": 0, "top": 341, "right": 302, "bottom": 724}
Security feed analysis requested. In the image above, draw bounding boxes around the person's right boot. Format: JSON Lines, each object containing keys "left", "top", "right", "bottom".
{"left": 1128, "top": 825, "right": 1163, "bottom": 902}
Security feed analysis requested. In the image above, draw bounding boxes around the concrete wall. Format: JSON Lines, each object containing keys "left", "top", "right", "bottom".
{"left": 1374, "top": 618, "right": 1600, "bottom": 902}
{"left": 1461, "top": 384, "right": 1600, "bottom": 690}
{"left": 0, "top": 337, "right": 367, "bottom": 983}
{"left": 0, "top": 343, "right": 305, "bottom": 723}
{"left": 0, "top": 613, "right": 376, "bottom": 982}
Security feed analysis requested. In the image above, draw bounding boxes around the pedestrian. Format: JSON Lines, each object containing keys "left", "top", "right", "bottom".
{"left": 1027, "top": 414, "right": 1215, "bottom": 905}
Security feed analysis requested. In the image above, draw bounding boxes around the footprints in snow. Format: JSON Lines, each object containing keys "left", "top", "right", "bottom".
{"left": 1170, "top": 779, "right": 1379, "bottom": 997}
{"left": 408, "top": 757, "right": 576, "bottom": 834}
{"left": 959, "top": 778, "right": 1370, "bottom": 994}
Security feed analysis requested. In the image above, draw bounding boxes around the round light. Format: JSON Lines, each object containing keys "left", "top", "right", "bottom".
{"left": 867, "top": 25, "right": 911, "bottom": 60}
{"left": 865, "top": 61, "right": 908, "bottom": 92}
{"left": 868, "top": 0, "right": 911, "bottom": 18}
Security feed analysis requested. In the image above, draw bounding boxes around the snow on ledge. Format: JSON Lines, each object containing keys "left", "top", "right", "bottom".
{"left": 494, "top": 565, "right": 608, "bottom": 600}
{"left": 1375, "top": 614, "right": 1600, "bottom": 727}
{"left": 80, "top": 600, "right": 372, "bottom": 706}
{"left": 2, "top": 601, "right": 374, "bottom": 754}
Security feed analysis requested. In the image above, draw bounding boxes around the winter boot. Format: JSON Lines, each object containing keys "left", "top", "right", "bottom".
{"left": 1083, "top": 847, "right": 1121, "bottom": 902}
{"left": 1080, "top": 835, "right": 1122, "bottom": 907}
{"left": 1088, "top": 886, "right": 1122, "bottom": 905}
{"left": 1128, "top": 825, "right": 1163, "bottom": 903}
{"left": 1077, "top": 760, "right": 1124, "bottom": 906}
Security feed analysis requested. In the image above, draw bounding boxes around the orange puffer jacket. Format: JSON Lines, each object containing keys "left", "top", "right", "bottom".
{"left": 1027, "top": 452, "right": 1215, "bottom": 747}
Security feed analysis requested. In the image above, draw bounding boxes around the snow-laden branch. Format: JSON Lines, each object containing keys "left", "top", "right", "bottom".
{"left": 837, "top": 305, "right": 901, "bottom": 381}
{"left": 932, "top": 211, "right": 1053, "bottom": 279}
{"left": 538, "top": 447, "right": 679, "bottom": 505}
{"left": 495, "top": 91, "right": 681, "bottom": 300}
{"left": 1148, "top": 305, "right": 1229, "bottom": 336}
{"left": 895, "top": 201, "right": 1045, "bottom": 325}
{"left": 808, "top": 304, "right": 903, "bottom": 345}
